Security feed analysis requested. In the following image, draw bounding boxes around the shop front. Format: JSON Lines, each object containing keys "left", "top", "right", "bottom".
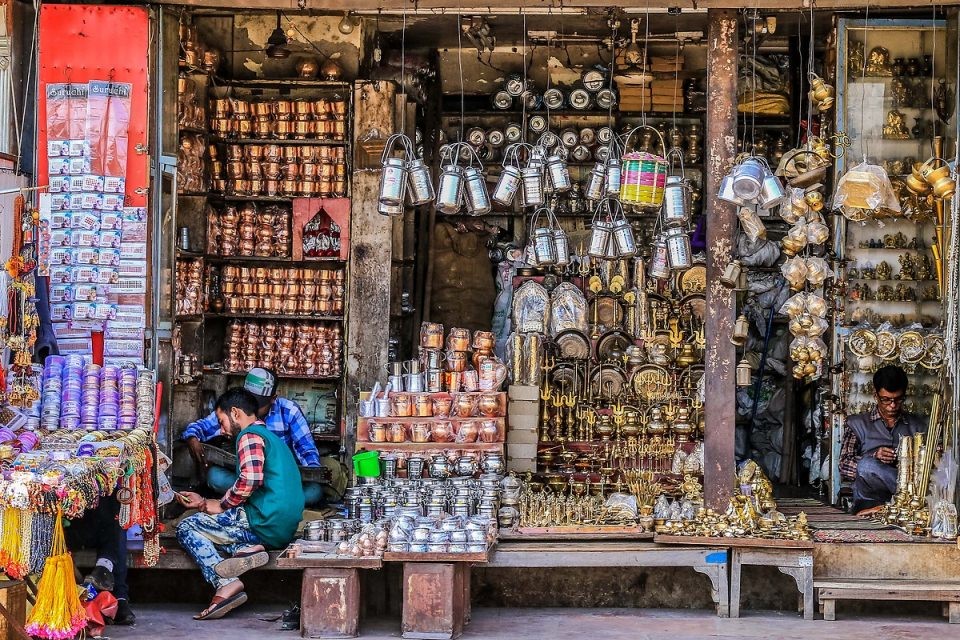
{"left": 2, "top": 0, "right": 960, "bottom": 635}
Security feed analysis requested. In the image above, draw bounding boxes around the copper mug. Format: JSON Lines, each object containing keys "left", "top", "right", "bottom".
{"left": 226, "top": 145, "right": 244, "bottom": 160}
{"left": 248, "top": 179, "right": 264, "bottom": 195}
{"left": 294, "top": 100, "right": 312, "bottom": 117}
{"left": 415, "top": 395, "right": 433, "bottom": 417}
{"left": 293, "top": 120, "right": 312, "bottom": 139}
{"left": 229, "top": 179, "right": 250, "bottom": 195}
{"left": 211, "top": 99, "right": 231, "bottom": 118}
{"left": 263, "top": 144, "right": 281, "bottom": 160}
{"left": 472, "top": 330, "right": 495, "bottom": 351}
{"left": 301, "top": 162, "right": 318, "bottom": 179}
{"left": 281, "top": 179, "right": 299, "bottom": 196}
{"left": 273, "top": 100, "right": 293, "bottom": 120}
{"left": 445, "top": 351, "right": 468, "bottom": 373}
{"left": 226, "top": 160, "right": 245, "bottom": 179}
{"left": 263, "top": 161, "right": 282, "bottom": 179}
{"left": 447, "top": 328, "right": 471, "bottom": 351}
{"left": 252, "top": 102, "right": 272, "bottom": 118}
{"left": 246, "top": 161, "right": 263, "bottom": 179}
{"left": 236, "top": 119, "right": 253, "bottom": 137}
{"left": 275, "top": 121, "right": 293, "bottom": 139}
{"left": 252, "top": 120, "right": 273, "bottom": 139}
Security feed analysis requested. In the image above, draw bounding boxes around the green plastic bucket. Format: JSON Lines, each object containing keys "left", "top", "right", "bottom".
{"left": 352, "top": 450, "right": 381, "bottom": 477}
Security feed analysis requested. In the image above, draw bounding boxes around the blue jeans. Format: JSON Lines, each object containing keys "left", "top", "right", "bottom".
{"left": 853, "top": 455, "right": 898, "bottom": 509}
{"left": 176, "top": 506, "right": 261, "bottom": 589}
{"left": 207, "top": 464, "right": 323, "bottom": 507}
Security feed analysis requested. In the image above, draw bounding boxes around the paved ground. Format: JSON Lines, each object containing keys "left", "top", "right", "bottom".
{"left": 109, "top": 605, "right": 954, "bottom": 639}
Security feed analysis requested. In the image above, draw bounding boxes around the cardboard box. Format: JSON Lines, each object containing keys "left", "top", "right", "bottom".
{"left": 508, "top": 385, "right": 540, "bottom": 402}
{"left": 508, "top": 414, "right": 539, "bottom": 431}
{"left": 507, "top": 443, "right": 538, "bottom": 460}
{"left": 508, "top": 400, "right": 540, "bottom": 417}
{"left": 507, "top": 429, "right": 539, "bottom": 445}
{"left": 506, "top": 457, "right": 537, "bottom": 473}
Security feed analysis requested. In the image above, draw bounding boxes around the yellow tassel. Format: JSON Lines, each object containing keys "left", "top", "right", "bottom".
{"left": 0, "top": 508, "right": 20, "bottom": 571}
{"left": 25, "top": 512, "right": 86, "bottom": 639}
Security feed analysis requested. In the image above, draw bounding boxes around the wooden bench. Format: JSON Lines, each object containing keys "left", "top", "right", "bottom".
{"left": 489, "top": 541, "right": 730, "bottom": 617}
{"left": 816, "top": 578, "right": 960, "bottom": 623}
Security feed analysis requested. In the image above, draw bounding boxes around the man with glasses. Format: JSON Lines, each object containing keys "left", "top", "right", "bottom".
{"left": 839, "top": 365, "right": 926, "bottom": 515}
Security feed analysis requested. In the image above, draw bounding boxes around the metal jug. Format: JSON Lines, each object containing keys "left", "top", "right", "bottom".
{"left": 406, "top": 157, "right": 435, "bottom": 205}
{"left": 664, "top": 227, "right": 693, "bottom": 269}
{"left": 585, "top": 162, "right": 606, "bottom": 200}
{"left": 521, "top": 167, "right": 545, "bottom": 207}
{"left": 611, "top": 215, "right": 637, "bottom": 257}
{"left": 662, "top": 175, "right": 691, "bottom": 227}
{"left": 436, "top": 164, "right": 464, "bottom": 215}
{"left": 492, "top": 164, "right": 522, "bottom": 206}
{"left": 545, "top": 155, "right": 572, "bottom": 193}
{"left": 463, "top": 166, "right": 492, "bottom": 215}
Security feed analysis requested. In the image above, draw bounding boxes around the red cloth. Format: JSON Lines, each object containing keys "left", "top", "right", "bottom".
{"left": 84, "top": 591, "right": 118, "bottom": 638}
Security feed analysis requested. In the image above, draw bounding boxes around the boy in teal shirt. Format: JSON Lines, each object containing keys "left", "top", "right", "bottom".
{"left": 177, "top": 388, "right": 304, "bottom": 620}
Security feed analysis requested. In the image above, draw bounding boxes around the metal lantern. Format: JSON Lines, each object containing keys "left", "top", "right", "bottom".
{"left": 406, "top": 157, "right": 435, "bottom": 206}
{"left": 463, "top": 166, "right": 492, "bottom": 215}
{"left": 720, "top": 259, "right": 743, "bottom": 289}
{"left": 736, "top": 358, "right": 753, "bottom": 387}
{"left": 732, "top": 157, "right": 766, "bottom": 200}
{"left": 436, "top": 163, "right": 464, "bottom": 215}
{"left": 731, "top": 314, "right": 750, "bottom": 346}
{"left": 664, "top": 226, "right": 693, "bottom": 269}
{"left": 648, "top": 236, "right": 671, "bottom": 279}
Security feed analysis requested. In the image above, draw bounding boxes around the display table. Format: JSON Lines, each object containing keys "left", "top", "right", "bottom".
{"left": 384, "top": 548, "right": 490, "bottom": 640}
{"left": 277, "top": 546, "right": 382, "bottom": 639}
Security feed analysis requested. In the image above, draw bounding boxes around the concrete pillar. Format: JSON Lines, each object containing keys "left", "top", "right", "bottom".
{"left": 703, "top": 9, "right": 739, "bottom": 510}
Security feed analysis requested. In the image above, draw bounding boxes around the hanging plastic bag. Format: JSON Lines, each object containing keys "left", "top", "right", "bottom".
{"left": 806, "top": 220, "right": 831, "bottom": 245}
{"left": 779, "top": 187, "right": 809, "bottom": 224}
{"left": 778, "top": 292, "right": 808, "bottom": 318}
{"left": 804, "top": 256, "right": 834, "bottom": 287}
{"left": 781, "top": 221, "right": 809, "bottom": 256}
{"left": 737, "top": 206, "right": 767, "bottom": 241}
{"left": 780, "top": 256, "right": 808, "bottom": 291}
{"left": 833, "top": 161, "right": 901, "bottom": 217}
{"left": 805, "top": 293, "right": 829, "bottom": 318}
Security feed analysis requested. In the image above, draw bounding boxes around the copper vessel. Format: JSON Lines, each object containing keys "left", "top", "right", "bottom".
{"left": 252, "top": 120, "right": 273, "bottom": 139}
{"left": 293, "top": 120, "right": 312, "bottom": 139}
{"left": 226, "top": 144, "right": 244, "bottom": 160}
{"left": 263, "top": 161, "right": 282, "bottom": 179}
{"left": 275, "top": 121, "right": 293, "bottom": 139}
{"left": 230, "top": 99, "right": 250, "bottom": 119}
{"left": 252, "top": 102, "right": 272, "bottom": 118}
{"left": 281, "top": 179, "right": 298, "bottom": 196}
{"left": 263, "top": 144, "right": 281, "bottom": 160}
{"left": 273, "top": 100, "right": 293, "bottom": 120}
{"left": 264, "top": 179, "right": 280, "bottom": 196}
{"left": 211, "top": 99, "right": 231, "bottom": 118}
{"left": 236, "top": 119, "right": 253, "bottom": 137}
{"left": 301, "top": 162, "right": 318, "bottom": 179}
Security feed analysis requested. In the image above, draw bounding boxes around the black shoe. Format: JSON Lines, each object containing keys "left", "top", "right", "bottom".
{"left": 111, "top": 599, "right": 136, "bottom": 626}
{"left": 84, "top": 566, "right": 115, "bottom": 593}
{"left": 280, "top": 604, "right": 300, "bottom": 631}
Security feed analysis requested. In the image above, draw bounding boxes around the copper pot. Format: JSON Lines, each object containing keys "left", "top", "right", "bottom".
{"left": 275, "top": 121, "right": 293, "bottom": 139}
{"left": 294, "top": 100, "right": 312, "bottom": 117}
{"left": 264, "top": 179, "right": 280, "bottom": 196}
{"left": 252, "top": 102, "right": 272, "bottom": 118}
{"left": 226, "top": 160, "right": 245, "bottom": 179}
{"left": 457, "top": 420, "right": 479, "bottom": 443}
{"left": 222, "top": 280, "right": 237, "bottom": 295}
{"left": 316, "top": 299, "right": 332, "bottom": 315}
{"left": 313, "top": 120, "right": 330, "bottom": 141}
{"left": 282, "top": 163, "right": 300, "bottom": 180}
{"left": 281, "top": 180, "right": 298, "bottom": 197}
{"left": 312, "top": 100, "right": 329, "bottom": 117}
{"left": 228, "top": 179, "right": 250, "bottom": 195}
{"left": 430, "top": 421, "right": 453, "bottom": 443}
{"left": 230, "top": 99, "right": 250, "bottom": 118}
{"left": 263, "top": 144, "right": 281, "bottom": 160}
{"left": 211, "top": 99, "right": 231, "bottom": 118}
{"left": 282, "top": 146, "right": 299, "bottom": 162}
{"left": 332, "top": 120, "right": 346, "bottom": 142}
{"left": 211, "top": 118, "right": 232, "bottom": 136}
{"left": 331, "top": 100, "right": 346, "bottom": 117}
{"left": 293, "top": 120, "right": 311, "bottom": 140}
{"left": 446, "top": 328, "right": 471, "bottom": 352}
{"left": 248, "top": 179, "right": 264, "bottom": 195}
{"left": 273, "top": 100, "right": 293, "bottom": 120}
{"left": 210, "top": 160, "right": 225, "bottom": 178}
{"left": 226, "top": 145, "right": 244, "bottom": 161}
{"left": 246, "top": 161, "right": 263, "bottom": 179}
{"left": 263, "top": 161, "right": 282, "bottom": 180}
{"left": 225, "top": 297, "right": 242, "bottom": 313}
{"left": 236, "top": 119, "right": 253, "bottom": 137}
{"left": 300, "top": 162, "right": 318, "bottom": 179}
{"left": 299, "top": 146, "right": 320, "bottom": 163}
{"left": 420, "top": 322, "right": 444, "bottom": 349}
{"left": 245, "top": 297, "right": 260, "bottom": 313}
{"left": 252, "top": 120, "right": 273, "bottom": 139}
{"left": 240, "top": 239, "right": 256, "bottom": 256}
{"left": 299, "top": 180, "right": 317, "bottom": 197}
{"left": 472, "top": 331, "right": 495, "bottom": 351}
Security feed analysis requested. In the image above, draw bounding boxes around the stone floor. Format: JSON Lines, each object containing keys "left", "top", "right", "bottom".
{"left": 109, "top": 605, "right": 953, "bottom": 639}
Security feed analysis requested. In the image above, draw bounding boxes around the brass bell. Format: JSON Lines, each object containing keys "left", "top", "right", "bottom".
{"left": 720, "top": 259, "right": 743, "bottom": 289}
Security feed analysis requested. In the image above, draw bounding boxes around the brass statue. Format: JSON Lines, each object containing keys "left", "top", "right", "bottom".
{"left": 882, "top": 109, "right": 911, "bottom": 140}
{"left": 848, "top": 39, "right": 865, "bottom": 77}
{"left": 865, "top": 46, "right": 893, "bottom": 76}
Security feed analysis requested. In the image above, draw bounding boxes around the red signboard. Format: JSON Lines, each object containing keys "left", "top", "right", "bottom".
{"left": 37, "top": 3, "right": 150, "bottom": 208}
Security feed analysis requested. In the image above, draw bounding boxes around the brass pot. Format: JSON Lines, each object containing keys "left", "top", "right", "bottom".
{"left": 210, "top": 160, "right": 225, "bottom": 178}
{"left": 933, "top": 175, "right": 956, "bottom": 199}
{"left": 263, "top": 144, "right": 281, "bottom": 160}
{"left": 252, "top": 102, "right": 272, "bottom": 118}
{"left": 905, "top": 163, "right": 931, "bottom": 195}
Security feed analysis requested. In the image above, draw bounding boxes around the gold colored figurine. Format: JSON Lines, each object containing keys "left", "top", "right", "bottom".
{"left": 865, "top": 46, "right": 893, "bottom": 76}
{"left": 882, "top": 110, "right": 911, "bottom": 140}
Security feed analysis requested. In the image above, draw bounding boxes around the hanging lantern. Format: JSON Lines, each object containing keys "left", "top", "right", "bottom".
{"left": 736, "top": 358, "right": 753, "bottom": 387}
{"left": 648, "top": 236, "right": 671, "bottom": 280}
{"left": 619, "top": 126, "right": 668, "bottom": 210}
{"left": 730, "top": 314, "right": 750, "bottom": 346}
{"left": 720, "top": 260, "right": 743, "bottom": 289}
{"left": 406, "top": 157, "right": 435, "bottom": 206}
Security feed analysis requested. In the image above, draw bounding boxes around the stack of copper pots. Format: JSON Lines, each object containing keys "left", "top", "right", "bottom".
{"left": 207, "top": 202, "right": 290, "bottom": 258}
{"left": 175, "top": 259, "right": 204, "bottom": 316}
{"left": 417, "top": 323, "right": 502, "bottom": 393}
{"left": 213, "top": 265, "right": 345, "bottom": 316}
{"left": 209, "top": 142, "right": 346, "bottom": 198}
{"left": 224, "top": 320, "right": 343, "bottom": 378}
{"left": 209, "top": 97, "right": 347, "bottom": 142}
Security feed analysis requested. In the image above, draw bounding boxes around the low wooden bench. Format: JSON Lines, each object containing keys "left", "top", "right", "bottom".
{"left": 816, "top": 578, "right": 960, "bottom": 622}
{"left": 488, "top": 540, "right": 730, "bottom": 617}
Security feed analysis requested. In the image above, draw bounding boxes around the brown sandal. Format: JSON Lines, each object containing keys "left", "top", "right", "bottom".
{"left": 193, "top": 591, "right": 248, "bottom": 620}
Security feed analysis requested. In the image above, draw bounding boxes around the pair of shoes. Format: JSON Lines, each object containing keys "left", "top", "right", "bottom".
{"left": 111, "top": 599, "right": 136, "bottom": 626}
{"left": 83, "top": 566, "right": 115, "bottom": 593}
{"left": 214, "top": 549, "right": 270, "bottom": 579}
{"left": 280, "top": 604, "right": 300, "bottom": 631}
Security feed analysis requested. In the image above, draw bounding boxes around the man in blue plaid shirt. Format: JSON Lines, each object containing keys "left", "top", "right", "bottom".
{"left": 182, "top": 367, "right": 325, "bottom": 506}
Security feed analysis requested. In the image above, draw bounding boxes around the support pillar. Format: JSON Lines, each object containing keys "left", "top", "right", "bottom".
{"left": 703, "top": 9, "right": 739, "bottom": 510}
{"left": 346, "top": 81, "right": 397, "bottom": 456}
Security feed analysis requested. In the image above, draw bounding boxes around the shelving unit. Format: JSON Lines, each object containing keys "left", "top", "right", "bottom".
{"left": 172, "top": 42, "right": 354, "bottom": 451}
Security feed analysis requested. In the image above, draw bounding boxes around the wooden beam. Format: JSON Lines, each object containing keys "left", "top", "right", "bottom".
{"left": 345, "top": 81, "right": 396, "bottom": 458}
{"left": 703, "top": 8, "right": 738, "bottom": 511}
{"left": 149, "top": 0, "right": 960, "bottom": 11}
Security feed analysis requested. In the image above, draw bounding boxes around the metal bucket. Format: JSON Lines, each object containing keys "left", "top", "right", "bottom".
{"left": 611, "top": 216, "right": 637, "bottom": 257}
{"left": 492, "top": 164, "right": 522, "bottom": 206}
{"left": 648, "top": 236, "right": 671, "bottom": 279}
{"left": 588, "top": 219, "right": 613, "bottom": 258}
{"left": 463, "top": 166, "right": 492, "bottom": 215}
{"left": 379, "top": 157, "right": 408, "bottom": 207}
{"left": 546, "top": 155, "right": 572, "bottom": 193}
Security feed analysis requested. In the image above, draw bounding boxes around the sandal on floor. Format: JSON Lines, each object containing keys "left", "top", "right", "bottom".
{"left": 194, "top": 592, "right": 248, "bottom": 620}
{"left": 215, "top": 550, "right": 270, "bottom": 579}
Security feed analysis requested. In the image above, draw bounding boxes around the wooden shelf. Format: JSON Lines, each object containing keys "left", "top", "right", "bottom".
{"left": 219, "top": 78, "right": 351, "bottom": 90}
{"left": 357, "top": 442, "right": 504, "bottom": 451}
{"left": 206, "top": 193, "right": 348, "bottom": 203}
{"left": 179, "top": 125, "right": 208, "bottom": 135}
{"left": 205, "top": 312, "right": 344, "bottom": 322}
{"left": 204, "top": 254, "right": 345, "bottom": 265}
{"left": 204, "top": 367, "right": 342, "bottom": 382}
{"left": 208, "top": 136, "right": 348, "bottom": 146}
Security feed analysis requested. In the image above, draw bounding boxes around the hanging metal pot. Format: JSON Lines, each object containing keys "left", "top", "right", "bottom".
{"left": 664, "top": 226, "right": 692, "bottom": 269}
{"left": 759, "top": 170, "right": 786, "bottom": 209}
{"left": 530, "top": 209, "right": 558, "bottom": 266}
{"left": 407, "top": 157, "right": 435, "bottom": 206}
{"left": 662, "top": 150, "right": 691, "bottom": 227}
{"left": 553, "top": 224, "right": 570, "bottom": 267}
{"left": 378, "top": 133, "right": 412, "bottom": 209}
{"left": 611, "top": 213, "right": 637, "bottom": 257}
{"left": 588, "top": 199, "right": 615, "bottom": 259}
{"left": 648, "top": 235, "right": 671, "bottom": 279}
{"left": 463, "top": 165, "right": 492, "bottom": 215}
{"left": 493, "top": 165, "right": 523, "bottom": 206}
{"left": 605, "top": 155, "right": 622, "bottom": 197}
{"left": 521, "top": 166, "right": 545, "bottom": 208}
{"left": 731, "top": 157, "right": 766, "bottom": 200}
{"left": 436, "top": 153, "right": 465, "bottom": 215}
{"left": 545, "top": 154, "right": 572, "bottom": 193}
{"left": 585, "top": 161, "right": 606, "bottom": 201}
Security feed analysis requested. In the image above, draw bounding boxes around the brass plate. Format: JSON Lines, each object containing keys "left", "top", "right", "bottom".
{"left": 596, "top": 330, "right": 633, "bottom": 364}
{"left": 921, "top": 334, "right": 945, "bottom": 370}
{"left": 848, "top": 329, "right": 877, "bottom": 357}
{"left": 549, "top": 363, "right": 581, "bottom": 391}
{"left": 897, "top": 331, "right": 925, "bottom": 363}
{"left": 555, "top": 329, "right": 591, "bottom": 360}
{"left": 680, "top": 294, "right": 706, "bottom": 321}
{"left": 590, "top": 295, "right": 624, "bottom": 330}
{"left": 678, "top": 266, "right": 707, "bottom": 295}
{"left": 590, "top": 366, "right": 627, "bottom": 398}
{"left": 875, "top": 331, "right": 897, "bottom": 359}
{"left": 631, "top": 364, "right": 672, "bottom": 402}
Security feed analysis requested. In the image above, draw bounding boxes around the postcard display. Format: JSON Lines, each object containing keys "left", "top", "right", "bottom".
{"left": 40, "top": 81, "right": 147, "bottom": 363}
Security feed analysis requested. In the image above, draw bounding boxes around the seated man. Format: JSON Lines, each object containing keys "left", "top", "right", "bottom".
{"left": 839, "top": 365, "right": 926, "bottom": 514}
{"left": 177, "top": 388, "right": 305, "bottom": 620}
{"left": 182, "top": 368, "right": 327, "bottom": 507}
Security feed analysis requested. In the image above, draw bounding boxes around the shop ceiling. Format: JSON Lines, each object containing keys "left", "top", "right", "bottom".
{"left": 156, "top": 1, "right": 960, "bottom": 10}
